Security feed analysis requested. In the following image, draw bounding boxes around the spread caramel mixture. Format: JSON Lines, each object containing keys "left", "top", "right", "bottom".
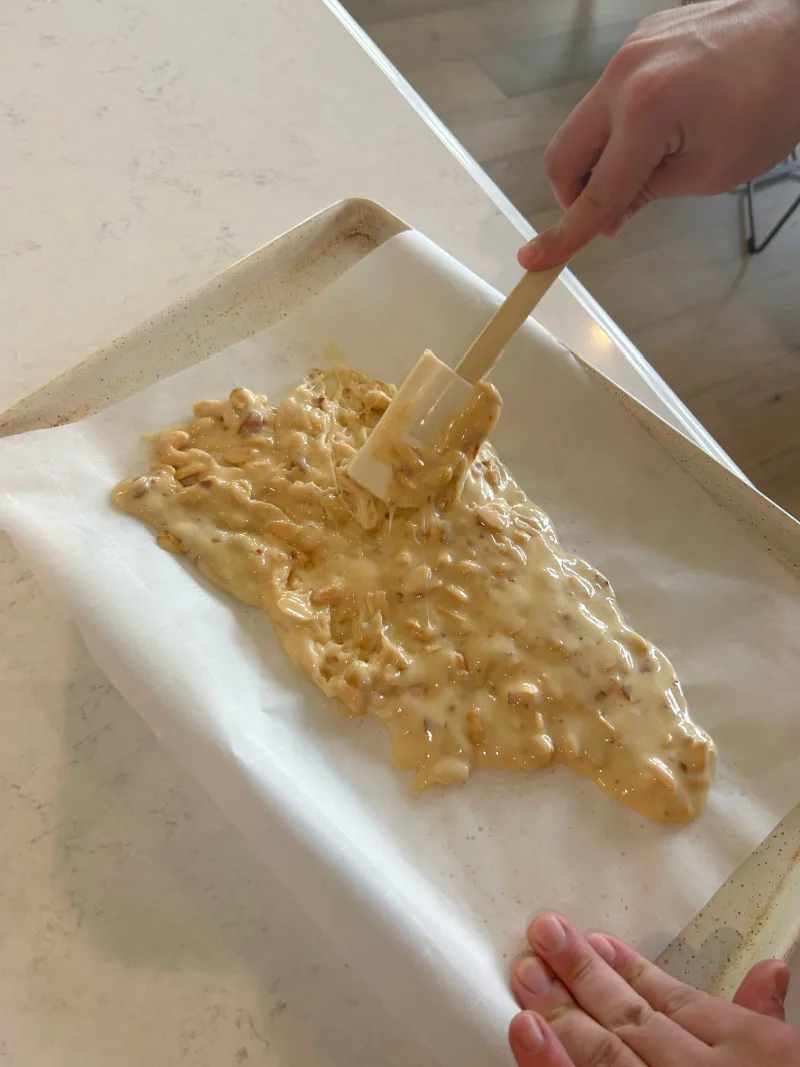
{"left": 113, "top": 365, "right": 716, "bottom": 822}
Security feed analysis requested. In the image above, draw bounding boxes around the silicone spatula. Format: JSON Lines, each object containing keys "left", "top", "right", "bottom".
{"left": 347, "top": 264, "right": 564, "bottom": 502}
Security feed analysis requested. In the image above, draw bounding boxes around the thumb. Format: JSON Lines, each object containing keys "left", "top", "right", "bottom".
{"left": 519, "top": 124, "right": 666, "bottom": 269}
{"left": 732, "top": 959, "right": 791, "bottom": 1022}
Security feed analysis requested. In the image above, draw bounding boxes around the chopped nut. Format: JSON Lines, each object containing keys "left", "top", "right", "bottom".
{"left": 276, "top": 594, "right": 315, "bottom": 623}
{"left": 130, "top": 475, "right": 153, "bottom": 498}
{"left": 223, "top": 446, "right": 258, "bottom": 466}
{"left": 343, "top": 660, "right": 377, "bottom": 690}
{"left": 365, "top": 590, "right": 390, "bottom": 615}
{"left": 647, "top": 757, "right": 678, "bottom": 793}
{"left": 507, "top": 683, "right": 541, "bottom": 709}
{"left": 394, "top": 441, "right": 425, "bottom": 472}
{"left": 679, "top": 736, "right": 710, "bottom": 774}
{"left": 405, "top": 618, "right": 436, "bottom": 642}
{"left": 310, "top": 582, "right": 346, "bottom": 605}
{"left": 380, "top": 639, "right": 411, "bottom": 671}
{"left": 334, "top": 676, "right": 366, "bottom": 715}
{"left": 560, "top": 730, "right": 581, "bottom": 763}
{"left": 484, "top": 459, "right": 502, "bottom": 489}
{"left": 400, "top": 564, "right": 432, "bottom": 595}
{"left": 265, "top": 519, "right": 324, "bottom": 549}
{"left": 238, "top": 410, "right": 267, "bottom": 435}
{"left": 457, "top": 559, "right": 482, "bottom": 578}
{"left": 362, "top": 389, "right": 391, "bottom": 412}
{"left": 193, "top": 399, "right": 225, "bottom": 420}
{"left": 539, "top": 674, "right": 564, "bottom": 701}
{"left": 432, "top": 757, "right": 470, "bottom": 786}
{"left": 157, "top": 532, "right": 185, "bottom": 555}
{"left": 227, "top": 480, "right": 253, "bottom": 505}
{"left": 230, "top": 387, "right": 258, "bottom": 411}
{"left": 466, "top": 710, "right": 485, "bottom": 746}
{"left": 475, "top": 504, "right": 505, "bottom": 532}
{"left": 438, "top": 606, "right": 471, "bottom": 631}
{"left": 528, "top": 733, "right": 555, "bottom": 765}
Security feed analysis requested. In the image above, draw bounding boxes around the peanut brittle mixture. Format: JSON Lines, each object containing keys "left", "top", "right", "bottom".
{"left": 113, "top": 365, "right": 716, "bottom": 822}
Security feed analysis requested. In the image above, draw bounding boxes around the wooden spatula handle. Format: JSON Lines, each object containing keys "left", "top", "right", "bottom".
{"left": 456, "top": 265, "right": 564, "bottom": 385}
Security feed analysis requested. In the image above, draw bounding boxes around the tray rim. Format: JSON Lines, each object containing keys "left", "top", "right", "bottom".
{"left": 0, "top": 197, "right": 408, "bottom": 438}
{"left": 2, "top": 193, "right": 799, "bottom": 990}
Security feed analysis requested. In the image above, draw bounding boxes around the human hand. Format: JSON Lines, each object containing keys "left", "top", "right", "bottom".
{"left": 519, "top": 0, "right": 800, "bottom": 270}
{"left": 508, "top": 912, "right": 800, "bottom": 1066}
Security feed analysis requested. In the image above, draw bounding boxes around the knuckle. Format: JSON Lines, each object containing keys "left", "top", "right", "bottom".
{"left": 586, "top": 1034, "right": 628, "bottom": 1067}
{"left": 607, "top": 998, "right": 653, "bottom": 1033}
{"left": 619, "top": 961, "right": 647, "bottom": 988}
{"left": 566, "top": 950, "right": 596, "bottom": 987}
{"left": 604, "top": 32, "right": 649, "bottom": 79}
{"left": 623, "top": 70, "right": 668, "bottom": 120}
{"left": 660, "top": 984, "right": 698, "bottom": 1018}
{"left": 604, "top": 44, "right": 635, "bottom": 81}
{"left": 580, "top": 180, "right": 610, "bottom": 214}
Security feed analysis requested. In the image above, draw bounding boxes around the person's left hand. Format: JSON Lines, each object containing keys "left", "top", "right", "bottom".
{"left": 508, "top": 913, "right": 799, "bottom": 1066}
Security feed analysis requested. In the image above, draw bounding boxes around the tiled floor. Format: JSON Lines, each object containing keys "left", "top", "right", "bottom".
{"left": 342, "top": 0, "right": 800, "bottom": 518}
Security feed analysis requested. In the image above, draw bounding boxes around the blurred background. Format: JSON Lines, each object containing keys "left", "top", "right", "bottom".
{"left": 341, "top": 0, "right": 800, "bottom": 519}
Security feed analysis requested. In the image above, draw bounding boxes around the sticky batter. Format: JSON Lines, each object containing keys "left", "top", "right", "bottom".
{"left": 113, "top": 365, "right": 716, "bottom": 822}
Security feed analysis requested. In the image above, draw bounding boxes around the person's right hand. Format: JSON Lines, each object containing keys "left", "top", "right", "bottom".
{"left": 519, "top": 0, "right": 800, "bottom": 270}
{"left": 508, "top": 913, "right": 800, "bottom": 1067}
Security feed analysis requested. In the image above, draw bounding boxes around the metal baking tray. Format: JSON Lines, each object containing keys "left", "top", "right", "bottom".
{"left": 2, "top": 195, "right": 798, "bottom": 995}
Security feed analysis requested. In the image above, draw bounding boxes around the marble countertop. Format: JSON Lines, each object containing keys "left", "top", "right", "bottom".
{"left": 0, "top": 1, "right": 756, "bottom": 1064}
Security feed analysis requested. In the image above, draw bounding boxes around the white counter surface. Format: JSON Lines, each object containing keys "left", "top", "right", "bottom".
{"left": 0, "top": 1, "right": 748, "bottom": 1064}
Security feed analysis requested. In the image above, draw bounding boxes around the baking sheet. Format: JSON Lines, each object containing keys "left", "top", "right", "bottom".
{"left": 1, "top": 230, "right": 800, "bottom": 1066}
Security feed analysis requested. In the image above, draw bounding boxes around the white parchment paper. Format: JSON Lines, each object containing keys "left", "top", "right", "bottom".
{"left": 1, "top": 232, "right": 800, "bottom": 1066}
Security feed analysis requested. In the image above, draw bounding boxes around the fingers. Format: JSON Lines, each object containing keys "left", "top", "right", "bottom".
{"left": 512, "top": 954, "right": 647, "bottom": 1067}
{"left": 518, "top": 124, "right": 667, "bottom": 270}
{"left": 541, "top": 85, "right": 609, "bottom": 210}
{"left": 732, "top": 959, "right": 791, "bottom": 1021}
{"left": 508, "top": 1011, "right": 574, "bottom": 1067}
{"left": 519, "top": 915, "right": 707, "bottom": 1066}
{"left": 585, "top": 931, "right": 752, "bottom": 1044}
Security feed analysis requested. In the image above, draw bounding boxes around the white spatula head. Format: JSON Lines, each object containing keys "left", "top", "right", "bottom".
{"left": 346, "top": 350, "right": 480, "bottom": 502}
{"left": 347, "top": 266, "right": 564, "bottom": 504}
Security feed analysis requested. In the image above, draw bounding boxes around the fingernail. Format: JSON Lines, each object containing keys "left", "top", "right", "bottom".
{"left": 517, "top": 1012, "right": 545, "bottom": 1052}
{"left": 518, "top": 956, "right": 551, "bottom": 995}
{"left": 531, "top": 915, "right": 568, "bottom": 954}
{"left": 589, "top": 935, "right": 616, "bottom": 965}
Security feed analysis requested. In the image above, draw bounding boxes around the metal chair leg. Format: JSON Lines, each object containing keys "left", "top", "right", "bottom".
{"left": 743, "top": 153, "right": 800, "bottom": 254}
